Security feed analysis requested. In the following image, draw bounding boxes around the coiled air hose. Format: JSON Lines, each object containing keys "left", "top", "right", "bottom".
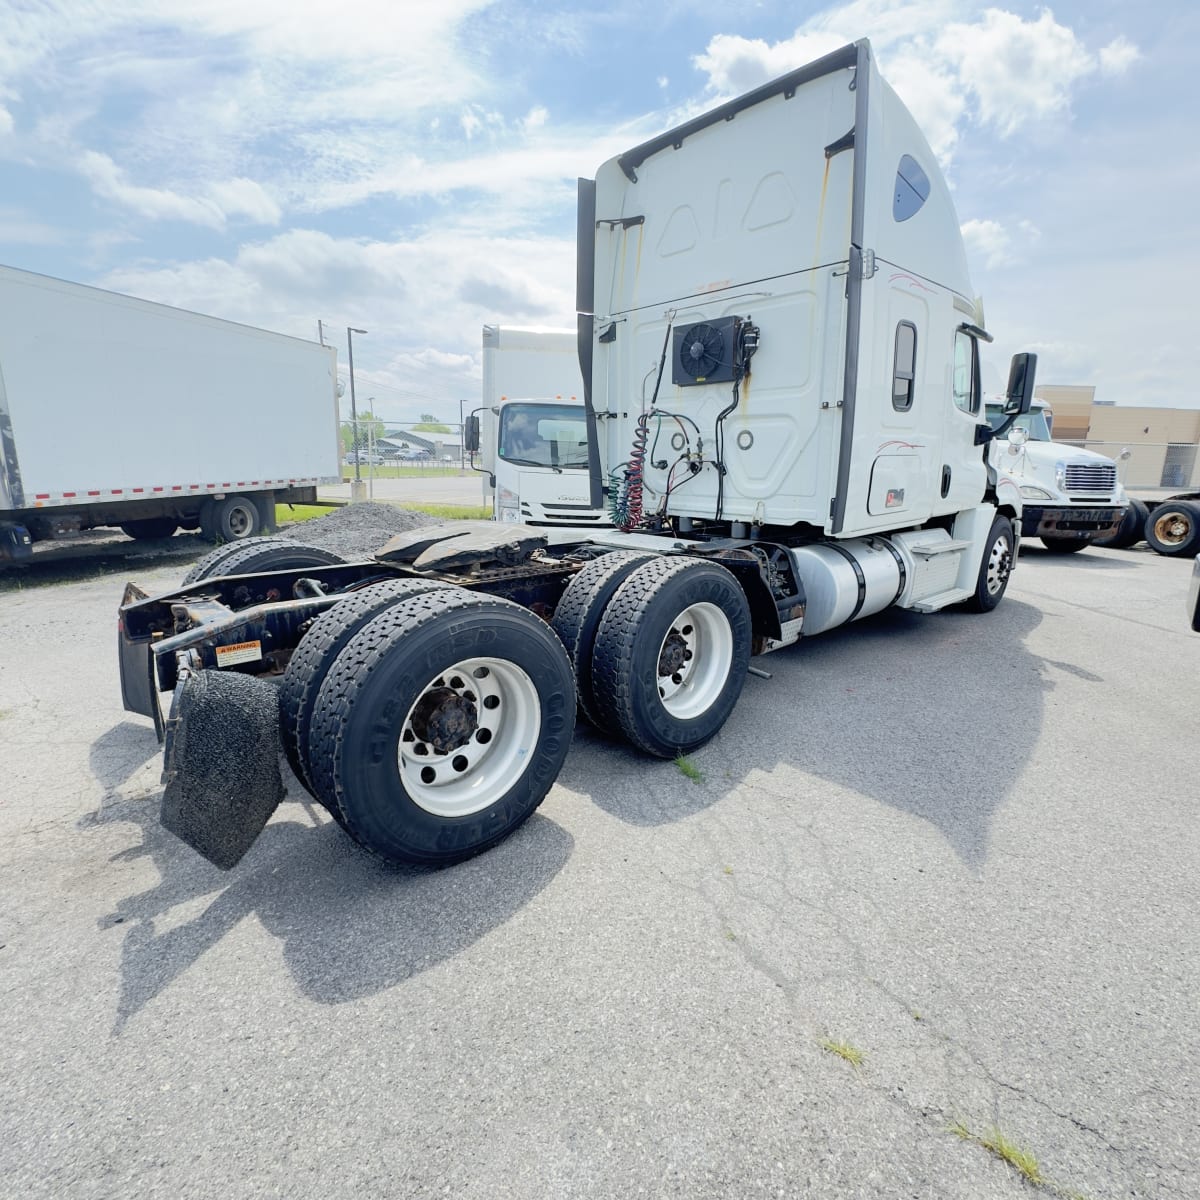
{"left": 611, "top": 411, "right": 650, "bottom": 530}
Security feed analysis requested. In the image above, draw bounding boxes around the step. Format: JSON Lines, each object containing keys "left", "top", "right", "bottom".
{"left": 905, "top": 537, "right": 972, "bottom": 558}
{"left": 910, "top": 586, "right": 973, "bottom": 612}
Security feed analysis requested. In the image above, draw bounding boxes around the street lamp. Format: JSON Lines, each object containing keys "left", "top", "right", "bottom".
{"left": 347, "top": 326, "right": 367, "bottom": 485}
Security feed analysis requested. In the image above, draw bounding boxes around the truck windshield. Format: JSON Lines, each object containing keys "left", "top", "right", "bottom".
{"left": 498, "top": 403, "right": 590, "bottom": 469}
{"left": 985, "top": 404, "right": 1052, "bottom": 442}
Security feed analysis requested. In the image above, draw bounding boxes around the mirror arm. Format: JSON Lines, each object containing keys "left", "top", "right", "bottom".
{"left": 976, "top": 414, "right": 1019, "bottom": 445}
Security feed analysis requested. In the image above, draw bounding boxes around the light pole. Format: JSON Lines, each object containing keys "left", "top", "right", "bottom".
{"left": 458, "top": 396, "right": 465, "bottom": 469}
{"left": 347, "top": 326, "right": 367, "bottom": 500}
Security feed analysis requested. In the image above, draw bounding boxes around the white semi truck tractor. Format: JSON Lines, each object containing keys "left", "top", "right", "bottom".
{"left": 117, "top": 40, "right": 1036, "bottom": 872}
{"left": 985, "top": 398, "right": 1126, "bottom": 553}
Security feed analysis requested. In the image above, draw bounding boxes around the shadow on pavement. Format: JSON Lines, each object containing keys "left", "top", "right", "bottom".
{"left": 91, "top": 795, "right": 572, "bottom": 1033}
{"left": 0, "top": 531, "right": 205, "bottom": 591}
{"left": 569, "top": 598, "right": 1072, "bottom": 872}
{"left": 1017, "top": 545, "right": 1140, "bottom": 569}
{"left": 88, "top": 721, "right": 162, "bottom": 797}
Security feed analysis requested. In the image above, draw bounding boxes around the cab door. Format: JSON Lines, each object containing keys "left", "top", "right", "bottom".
{"left": 854, "top": 277, "right": 943, "bottom": 532}
{"left": 938, "top": 328, "right": 987, "bottom": 514}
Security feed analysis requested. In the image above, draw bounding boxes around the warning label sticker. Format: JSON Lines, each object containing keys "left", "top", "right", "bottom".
{"left": 215, "top": 640, "right": 263, "bottom": 667}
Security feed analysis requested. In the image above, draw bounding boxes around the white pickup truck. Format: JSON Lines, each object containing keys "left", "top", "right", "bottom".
{"left": 987, "top": 399, "right": 1126, "bottom": 553}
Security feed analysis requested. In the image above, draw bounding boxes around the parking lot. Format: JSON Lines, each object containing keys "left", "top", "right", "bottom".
{"left": 1, "top": 532, "right": 1197, "bottom": 1199}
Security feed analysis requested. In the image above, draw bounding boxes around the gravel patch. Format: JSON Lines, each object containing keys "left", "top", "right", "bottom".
{"left": 276, "top": 501, "right": 444, "bottom": 561}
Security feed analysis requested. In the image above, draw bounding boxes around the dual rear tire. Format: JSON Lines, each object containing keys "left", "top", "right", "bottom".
{"left": 282, "top": 587, "right": 575, "bottom": 866}
{"left": 279, "top": 555, "right": 752, "bottom": 863}
{"left": 553, "top": 555, "right": 752, "bottom": 758}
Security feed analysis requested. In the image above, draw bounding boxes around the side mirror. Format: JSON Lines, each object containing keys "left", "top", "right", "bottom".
{"left": 1003, "top": 352, "right": 1037, "bottom": 416}
{"left": 464, "top": 413, "right": 480, "bottom": 453}
{"left": 1008, "top": 427, "right": 1028, "bottom": 448}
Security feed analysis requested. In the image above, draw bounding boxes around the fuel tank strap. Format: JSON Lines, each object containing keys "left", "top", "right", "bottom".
{"left": 821, "top": 540, "right": 868, "bottom": 621}
{"left": 873, "top": 537, "right": 908, "bottom": 606}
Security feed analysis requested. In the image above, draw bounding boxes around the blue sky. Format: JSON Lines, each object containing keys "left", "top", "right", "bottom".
{"left": 1, "top": 0, "right": 1194, "bottom": 426}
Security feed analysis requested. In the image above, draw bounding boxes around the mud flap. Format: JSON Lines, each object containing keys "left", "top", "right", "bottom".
{"left": 160, "top": 670, "right": 285, "bottom": 870}
{"left": 118, "top": 582, "right": 164, "bottom": 738}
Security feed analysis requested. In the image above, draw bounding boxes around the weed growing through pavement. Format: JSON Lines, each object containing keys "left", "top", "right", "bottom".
{"left": 674, "top": 755, "right": 703, "bottom": 782}
{"left": 819, "top": 1038, "right": 865, "bottom": 1075}
{"left": 950, "top": 1123, "right": 1045, "bottom": 1188}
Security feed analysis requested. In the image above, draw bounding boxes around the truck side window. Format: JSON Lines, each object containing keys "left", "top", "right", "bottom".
{"left": 892, "top": 321, "right": 917, "bottom": 412}
{"left": 893, "top": 155, "right": 930, "bottom": 222}
{"left": 952, "top": 331, "right": 978, "bottom": 414}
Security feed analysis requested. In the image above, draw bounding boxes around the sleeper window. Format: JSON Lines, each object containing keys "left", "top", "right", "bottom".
{"left": 892, "top": 321, "right": 917, "bottom": 411}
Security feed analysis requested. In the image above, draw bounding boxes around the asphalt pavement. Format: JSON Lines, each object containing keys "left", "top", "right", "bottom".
{"left": 0, "top": 539, "right": 1197, "bottom": 1199}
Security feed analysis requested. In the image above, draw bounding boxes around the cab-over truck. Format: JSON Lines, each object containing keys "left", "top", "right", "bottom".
{"left": 118, "top": 41, "right": 1036, "bottom": 872}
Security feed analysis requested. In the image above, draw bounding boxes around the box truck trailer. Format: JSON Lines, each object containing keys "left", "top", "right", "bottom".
{"left": 0, "top": 264, "right": 341, "bottom": 560}
{"left": 118, "top": 40, "right": 1036, "bottom": 872}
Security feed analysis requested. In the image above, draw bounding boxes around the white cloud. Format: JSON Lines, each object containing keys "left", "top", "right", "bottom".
{"left": 523, "top": 106, "right": 548, "bottom": 133}
{"left": 207, "top": 178, "right": 282, "bottom": 226}
{"left": 961, "top": 218, "right": 1010, "bottom": 269}
{"left": 961, "top": 214, "right": 1043, "bottom": 270}
{"left": 935, "top": 9, "right": 1093, "bottom": 136}
{"left": 0, "top": 106, "right": 12, "bottom": 138}
{"left": 1099, "top": 36, "right": 1140, "bottom": 76}
{"left": 692, "top": 31, "right": 847, "bottom": 97}
{"left": 96, "top": 224, "right": 576, "bottom": 415}
{"left": 461, "top": 110, "right": 483, "bottom": 140}
{"left": 80, "top": 152, "right": 283, "bottom": 229}
{"left": 691, "top": 5, "right": 1140, "bottom": 164}
{"left": 80, "top": 151, "right": 226, "bottom": 228}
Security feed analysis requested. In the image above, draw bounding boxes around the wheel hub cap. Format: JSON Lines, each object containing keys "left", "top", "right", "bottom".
{"left": 658, "top": 630, "right": 690, "bottom": 679}
{"left": 653, "top": 603, "right": 732, "bottom": 719}
{"left": 398, "top": 659, "right": 541, "bottom": 819}
{"left": 409, "top": 686, "right": 478, "bottom": 753}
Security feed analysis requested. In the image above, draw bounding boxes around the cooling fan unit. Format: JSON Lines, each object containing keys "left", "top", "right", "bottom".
{"left": 672, "top": 316, "right": 740, "bottom": 386}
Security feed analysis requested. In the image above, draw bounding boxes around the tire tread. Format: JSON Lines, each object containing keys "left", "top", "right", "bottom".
{"left": 279, "top": 578, "right": 445, "bottom": 797}
{"left": 551, "top": 550, "right": 656, "bottom": 727}
{"left": 307, "top": 589, "right": 573, "bottom": 864}
{"left": 591, "top": 556, "right": 749, "bottom": 757}
{"left": 182, "top": 538, "right": 346, "bottom": 585}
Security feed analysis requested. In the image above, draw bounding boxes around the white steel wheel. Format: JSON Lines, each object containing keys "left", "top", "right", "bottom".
{"left": 984, "top": 532, "right": 1012, "bottom": 597}
{"left": 966, "top": 514, "right": 1015, "bottom": 612}
{"left": 589, "top": 557, "right": 752, "bottom": 758}
{"left": 654, "top": 601, "right": 735, "bottom": 719}
{"left": 398, "top": 657, "right": 541, "bottom": 818}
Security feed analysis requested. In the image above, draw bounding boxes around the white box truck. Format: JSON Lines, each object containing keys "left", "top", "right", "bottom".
{"left": 0, "top": 264, "right": 341, "bottom": 560}
{"left": 470, "top": 325, "right": 610, "bottom": 529}
{"left": 118, "top": 40, "right": 1036, "bottom": 873}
